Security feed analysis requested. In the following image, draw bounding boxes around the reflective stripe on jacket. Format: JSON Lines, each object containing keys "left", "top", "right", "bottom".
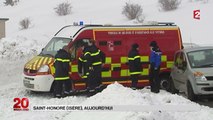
{"left": 84, "top": 45, "right": 105, "bottom": 68}
{"left": 54, "top": 49, "right": 70, "bottom": 80}
{"left": 128, "top": 48, "right": 142, "bottom": 75}
{"left": 78, "top": 54, "right": 89, "bottom": 78}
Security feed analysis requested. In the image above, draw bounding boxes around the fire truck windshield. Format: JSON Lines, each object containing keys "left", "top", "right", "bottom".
{"left": 54, "top": 25, "right": 83, "bottom": 39}
{"left": 40, "top": 37, "right": 71, "bottom": 57}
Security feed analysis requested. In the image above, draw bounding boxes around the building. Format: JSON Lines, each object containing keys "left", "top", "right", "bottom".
{"left": 0, "top": 18, "right": 9, "bottom": 39}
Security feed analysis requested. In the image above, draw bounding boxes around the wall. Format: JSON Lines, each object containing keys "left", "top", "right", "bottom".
{"left": 0, "top": 19, "right": 9, "bottom": 39}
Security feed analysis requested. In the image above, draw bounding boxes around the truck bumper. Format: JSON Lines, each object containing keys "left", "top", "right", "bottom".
{"left": 22, "top": 74, "right": 54, "bottom": 92}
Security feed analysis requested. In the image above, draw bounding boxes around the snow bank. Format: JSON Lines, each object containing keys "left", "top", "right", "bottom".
{"left": 0, "top": 82, "right": 86, "bottom": 120}
{"left": 83, "top": 82, "right": 188, "bottom": 105}
{"left": 0, "top": 76, "right": 213, "bottom": 120}
{"left": 0, "top": 36, "right": 41, "bottom": 59}
{"left": 64, "top": 83, "right": 213, "bottom": 120}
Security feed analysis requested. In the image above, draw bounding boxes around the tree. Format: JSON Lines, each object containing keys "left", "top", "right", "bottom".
{"left": 19, "top": 18, "right": 31, "bottom": 30}
{"left": 159, "top": 0, "right": 181, "bottom": 11}
{"left": 122, "top": 2, "right": 143, "bottom": 20}
{"left": 54, "top": 2, "right": 72, "bottom": 16}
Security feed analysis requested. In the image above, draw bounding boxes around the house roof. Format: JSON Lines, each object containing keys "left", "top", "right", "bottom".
{"left": 0, "top": 18, "right": 9, "bottom": 21}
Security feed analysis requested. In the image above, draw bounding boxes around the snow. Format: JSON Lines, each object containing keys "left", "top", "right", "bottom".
{"left": 1, "top": 78, "right": 213, "bottom": 120}
{"left": 0, "top": 0, "right": 213, "bottom": 119}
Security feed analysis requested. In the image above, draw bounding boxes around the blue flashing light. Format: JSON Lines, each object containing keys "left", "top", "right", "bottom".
{"left": 79, "top": 21, "right": 84, "bottom": 26}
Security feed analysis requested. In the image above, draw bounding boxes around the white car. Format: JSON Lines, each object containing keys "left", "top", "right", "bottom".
{"left": 170, "top": 47, "right": 213, "bottom": 101}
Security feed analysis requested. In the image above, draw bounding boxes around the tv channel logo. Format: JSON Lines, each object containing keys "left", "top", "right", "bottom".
{"left": 193, "top": 10, "right": 200, "bottom": 20}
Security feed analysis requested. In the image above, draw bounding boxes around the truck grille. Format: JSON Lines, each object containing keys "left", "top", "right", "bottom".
{"left": 24, "top": 77, "right": 34, "bottom": 81}
{"left": 202, "top": 87, "right": 213, "bottom": 91}
{"left": 23, "top": 80, "right": 34, "bottom": 89}
{"left": 206, "top": 76, "right": 213, "bottom": 81}
{"left": 24, "top": 68, "right": 37, "bottom": 74}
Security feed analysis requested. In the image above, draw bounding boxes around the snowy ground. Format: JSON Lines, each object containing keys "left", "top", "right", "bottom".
{"left": 0, "top": 58, "right": 213, "bottom": 120}
{"left": 1, "top": 0, "right": 213, "bottom": 119}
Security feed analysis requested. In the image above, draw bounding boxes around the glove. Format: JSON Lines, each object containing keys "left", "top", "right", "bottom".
{"left": 78, "top": 73, "right": 82, "bottom": 77}
{"left": 101, "top": 63, "right": 105, "bottom": 67}
{"left": 89, "top": 67, "right": 94, "bottom": 71}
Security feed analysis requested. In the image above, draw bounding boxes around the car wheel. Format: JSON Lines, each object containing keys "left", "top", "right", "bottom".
{"left": 187, "top": 81, "right": 197, "bottom": 101}
{"left": 170, "top": 77, "right": 179, "bottom": 94}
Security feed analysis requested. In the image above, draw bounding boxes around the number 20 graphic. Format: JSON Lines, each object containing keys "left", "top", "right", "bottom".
{"left": 13, "top": 98, "right": 29, "bottom": 111}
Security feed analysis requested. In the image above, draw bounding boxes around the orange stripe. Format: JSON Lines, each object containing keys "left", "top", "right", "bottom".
{"left": 25, "top": 64, "right": 29, "bottom": 69}
{"left": 33, "top": 59, "right": 39, "bottom": 70}
{"left": 48, "top": 58, "right": 54, "bottom": 64}
{"left": 37, "top": 57, "right": 44, "bottom": 69}
{"left": 42, "top": 57, "right": 48, "bottom": 65}
{"left": 30, "top": 61, "right": 35, "bottom": 70}
{"left": 74, "top": 80, "right": 149, "bottom": 86}
{"left": 177, "top": 28, "right": 182, "bottom": 49}
{"left": 93, "top": 30, "right": 96, "bottom": 40}
{"left": 29, "top": 64, "right": 32, "bottom": 70}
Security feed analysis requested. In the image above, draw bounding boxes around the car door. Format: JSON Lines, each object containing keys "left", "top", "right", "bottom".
{"left": 171, "top": 52, "right": 182, "bottom": 89}
{"left": 172, "top": 52, "right": 188, "bottom": 91}
{"left": 175, "top": 52, "right": 188, "bottom": 91}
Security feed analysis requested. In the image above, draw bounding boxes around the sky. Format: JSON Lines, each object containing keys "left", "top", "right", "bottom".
{"left": 0, "top": 0, "right": 213, "bottom": 120}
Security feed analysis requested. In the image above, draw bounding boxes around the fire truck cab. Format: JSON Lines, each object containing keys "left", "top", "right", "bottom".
{"left": 23, "top": 22, "right": 183, "bottom": 92}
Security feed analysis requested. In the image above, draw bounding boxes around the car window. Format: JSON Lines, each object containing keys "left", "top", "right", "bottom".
{"left": 187, "top": 49, "right": 213, "bottom": 68}
{"left": 174, "top": 52, "right": 187, "bottom": 69}
{"left": 174, "top": 52, "right": 180, "bottom": 67}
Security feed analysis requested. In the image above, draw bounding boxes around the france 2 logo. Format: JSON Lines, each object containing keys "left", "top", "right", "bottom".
{"left": 193, "top": 10, "right": 200, "bottom": 20}
{"left": 13, "top": 98, "right": 29, "bottom": 111}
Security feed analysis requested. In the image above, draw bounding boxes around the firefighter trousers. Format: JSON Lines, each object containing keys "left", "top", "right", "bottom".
{"left": 54, "top": 79, "right": 72, "bottom": 96}
{"left": 149, "top": 64, "right": 160, "bottom": 93}
{"left": 88, "top": 65, "right": 102, "bottom": 90}
{"left": 130, "top": 74, "right": 139, "bottom": 89}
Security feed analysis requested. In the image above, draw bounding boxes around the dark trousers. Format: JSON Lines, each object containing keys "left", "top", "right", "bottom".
{"left": 130, "top": 74, "right": 139, "bottom": 88}
{"left": 84, "top": 78, "right": 89, "bottom": 89}
{"left": 149, "top": 64, "right": 160, "bottom": 93}
{"left": 88, "top": 65, "right": 102, "bottom": 90}
{"left": 54, "top": 79, "right": 71, "bottom": 96}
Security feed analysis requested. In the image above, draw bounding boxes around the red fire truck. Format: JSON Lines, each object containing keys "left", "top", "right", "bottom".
{"left": 23, "top": 22, "right": 183, "bottom": 92}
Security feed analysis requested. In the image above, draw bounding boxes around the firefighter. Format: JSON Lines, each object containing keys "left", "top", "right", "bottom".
{"left": 149, "top": 41, "right": 162, "bottom": 93}
{"left": 54, "top": 45, "right": 72, "bottom": 98}
{"left": 128, "top": 43, "right": 142, "bottom": 90}
{"left": 78, "top": 43, "right": 90, "bottom": 90}
{"left": 84, "top": 39, "right": 105, "bottom": 93}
